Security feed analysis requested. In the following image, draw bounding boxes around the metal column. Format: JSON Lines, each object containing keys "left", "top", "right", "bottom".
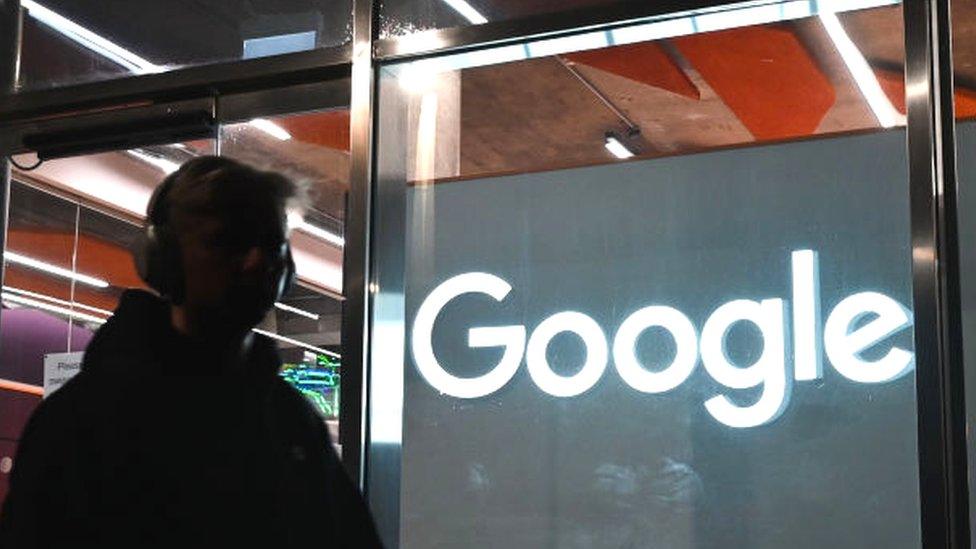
{"left": 904, "top": 0, "right": 970, "bottom": 546}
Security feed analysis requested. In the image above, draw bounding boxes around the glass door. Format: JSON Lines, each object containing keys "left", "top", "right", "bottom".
{"left": 0, "top": 80, "right": 353, "bottom": 505}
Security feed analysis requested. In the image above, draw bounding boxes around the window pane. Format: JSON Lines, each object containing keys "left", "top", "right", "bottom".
{"left": 17, "top": 0, "right": 352, "bottom": 91}
{"left": 0, "top": 141, "right": 213, "bottom": 509}
{"left": 219, "top": 110, "right": 349, "bottom": 448}
{"left": 0, "top": 183, "right": 78, "bottom": 482}
{"left": 379, "top": 0, "right": 617, "bottom": 39}
{"left": 370, "top": 2, "right": 920, "bottom": 548}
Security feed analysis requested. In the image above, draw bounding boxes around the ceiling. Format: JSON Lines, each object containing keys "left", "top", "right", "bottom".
{"left": 18, "top": 0, "right": 351, "bottom": 90}
{"left": 439, "top": 4, "right": 976, "bottom": 181}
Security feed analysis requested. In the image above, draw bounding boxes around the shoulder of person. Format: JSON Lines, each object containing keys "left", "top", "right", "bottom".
{"left": 268, "top": 376, "right": 326, "bottom": 423}
{"left": 15, "top": 371, "right": 94, "bottom": 449}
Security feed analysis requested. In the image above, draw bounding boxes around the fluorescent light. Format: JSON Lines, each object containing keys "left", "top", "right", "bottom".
{"left": 0, "top": 287, "right": 335, "bottom": 358}
{"left": 820, "top": 10, "right": 903, "bottom": 128}
{"left": 127, "top": 149, "right": 180, "bottom": 174}
{"left": 288, "top": 212, "right": 345, "bottom": 247}
{"left": 3, "top": 293, "right": 108, "bottom": 324}
{"left": 604, "top": 135, "right": 636, "bottom": 159}
{"left": 21, "top": 0, "right": 164, "bottom": 74}
{"left": 252, "top": 328, "right": 340, "bottom": 358}
{"left": 441, "top": 0, "right": 488, "bottom": 24}
{"left": 249, "top": 118, "right": 292, "bottom": 141}
{"left": 4, "top": 251, "right": 110, "bottom": 288}
{"left": 274, "top": 302, "right": 321, "bottom": 320}
{"left": 3, "top": 286, "right": 113, "bottom": 316}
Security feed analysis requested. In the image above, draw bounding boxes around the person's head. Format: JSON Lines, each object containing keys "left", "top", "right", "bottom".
{"left": 137, "top": 156, "right": 306, "bottom": 339}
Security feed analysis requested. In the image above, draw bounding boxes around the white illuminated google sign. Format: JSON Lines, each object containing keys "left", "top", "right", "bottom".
{"left": 411, "top": 250, "right": 915, "bottom": 428}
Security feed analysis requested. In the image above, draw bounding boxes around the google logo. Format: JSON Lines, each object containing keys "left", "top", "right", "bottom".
{"left": 411, "top": 250, "right": 914, "bottom": 428}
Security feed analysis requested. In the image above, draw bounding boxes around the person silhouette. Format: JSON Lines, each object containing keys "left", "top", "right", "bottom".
{"left": 0, "top": 156, "right": 382, "bottom": 548}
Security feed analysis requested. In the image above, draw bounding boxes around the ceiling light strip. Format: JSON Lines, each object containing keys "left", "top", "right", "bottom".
{"left": 274, "top": 302, "right": 321, "bottom": 320}
{"left": 5, "top": 251, "right": 110, "bottom": 288}
{"left": 3, "top": 293, "right": 108, "bottom": 324}
{"left": 252, "top": 328, "right": 340, "bottom": 359}
{"left": 0, "top": 291, "right": 335, "bottom": 359}
{"left": 819, "top": 11, "right": 903, "bottom": 128}
{"left": 249, "top": 118, "right": 293, "bottom": 141}
{"left": 440, "top": 0, "right": 488, "bottom": 24}
{"left": 21, "top": 0, "right": 164, "bottom": 74}
{"left": 604, "top": 135, "right": 636, "bottom": 159}
{"left": 2, "top": 286, "right": 113, "bottom": 316}
{"left": 295, "top": 220, "right": 345, "bottom": 247}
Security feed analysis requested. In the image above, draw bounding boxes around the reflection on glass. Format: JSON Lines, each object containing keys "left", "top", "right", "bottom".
{"left": 220, "top": 110, "right": 349, "bottom": 441}
{"left": 386, "top": 2, "right": 906, "bottom": 184}
{"left": 380, "top": 0, "right": 620, "bottom": 39}
{"left": 0, "top": 141, "right": 215, "bottom": 510}
{"left": 17, "top": 0, "right": 353, "bottom": 91}
{"left": 372, "top": 3, "right": 920, "bottom": 548}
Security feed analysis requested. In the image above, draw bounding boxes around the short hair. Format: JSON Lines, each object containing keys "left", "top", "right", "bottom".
{"left": 152, "top": 156, "right": 307, "bottom": 247}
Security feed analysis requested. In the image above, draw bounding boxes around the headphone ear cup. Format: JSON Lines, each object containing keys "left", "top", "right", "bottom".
{"left": 132, "top": 229, "right": 154, "bottom": 287}
{"left": 135, "top": 225, "right": 184, "bottom": 303}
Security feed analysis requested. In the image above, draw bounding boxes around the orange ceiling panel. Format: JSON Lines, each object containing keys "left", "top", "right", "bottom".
{"left": 276, "top": 110, "right": 351, "bottom": 151}
{"left": 5, "top": 228, "right": 72, "bottom": 267}
{"left": 6, "top": 229, "right": 145, "bottom": 293}
{"left": 674, "top": 25, "right": 836, "bottom": 141}
{"left": 563, "top": 42, "right": 700, "bottom": 99}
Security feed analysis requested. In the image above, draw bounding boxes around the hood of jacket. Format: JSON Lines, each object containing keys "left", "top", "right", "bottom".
{"left": 81, "top": 289, "right": 280, "bottom": 378}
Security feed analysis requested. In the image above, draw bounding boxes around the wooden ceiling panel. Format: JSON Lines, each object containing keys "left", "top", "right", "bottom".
{"left": 460, "top": 57, "right": 623, "bottom": 176}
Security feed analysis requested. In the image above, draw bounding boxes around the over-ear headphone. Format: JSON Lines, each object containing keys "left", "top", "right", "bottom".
{"left": 133, "top": 161, "right": 297, "bottom": 305}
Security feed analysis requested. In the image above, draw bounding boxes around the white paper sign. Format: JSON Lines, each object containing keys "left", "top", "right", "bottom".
{"left": 43, "top": 352, "right": 84, "bottom": 398}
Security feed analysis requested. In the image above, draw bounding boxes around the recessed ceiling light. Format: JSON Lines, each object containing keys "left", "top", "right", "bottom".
{"left": 249, "top": 118, "right": 293, "bottom": 141}
{"left": 604, "top": 133, "right": 636, "bottom": 160}
{"left": 441, "top": 0, "right": 488, "bottom": 24}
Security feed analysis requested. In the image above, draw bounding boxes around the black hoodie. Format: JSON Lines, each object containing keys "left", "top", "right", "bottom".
{"left": 0, "top": 290, "right": 382, "bottom": 548}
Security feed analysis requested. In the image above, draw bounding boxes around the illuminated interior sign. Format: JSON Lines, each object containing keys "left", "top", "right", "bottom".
{"left": 411, "top": 250, "right": 914, "bottom": 428}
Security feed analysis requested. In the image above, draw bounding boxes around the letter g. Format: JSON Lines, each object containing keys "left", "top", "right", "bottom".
{"left": 412, "top": 273, "right": 526, "bottom": 398}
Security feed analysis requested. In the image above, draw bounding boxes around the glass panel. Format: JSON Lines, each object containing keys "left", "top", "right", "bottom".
{"left": 371, "top": 2, "right": 919, "bottom": 548}
{"left": 16, "top": 0, "right": 352, "bottom": 91}
{"left": 219, "top": 109, "right": 349, "bottom": 448}
{"left": 0, "top": 140, "right": 213, "bottom": 509}
{"left": 379, "top": 0, "right": 616, "bottom": 39}
{"left": 0, "top": 183, "right": 77, "bottom": 485}
{"left": 949, "top": 0, "right": 976, "bottom": 536}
